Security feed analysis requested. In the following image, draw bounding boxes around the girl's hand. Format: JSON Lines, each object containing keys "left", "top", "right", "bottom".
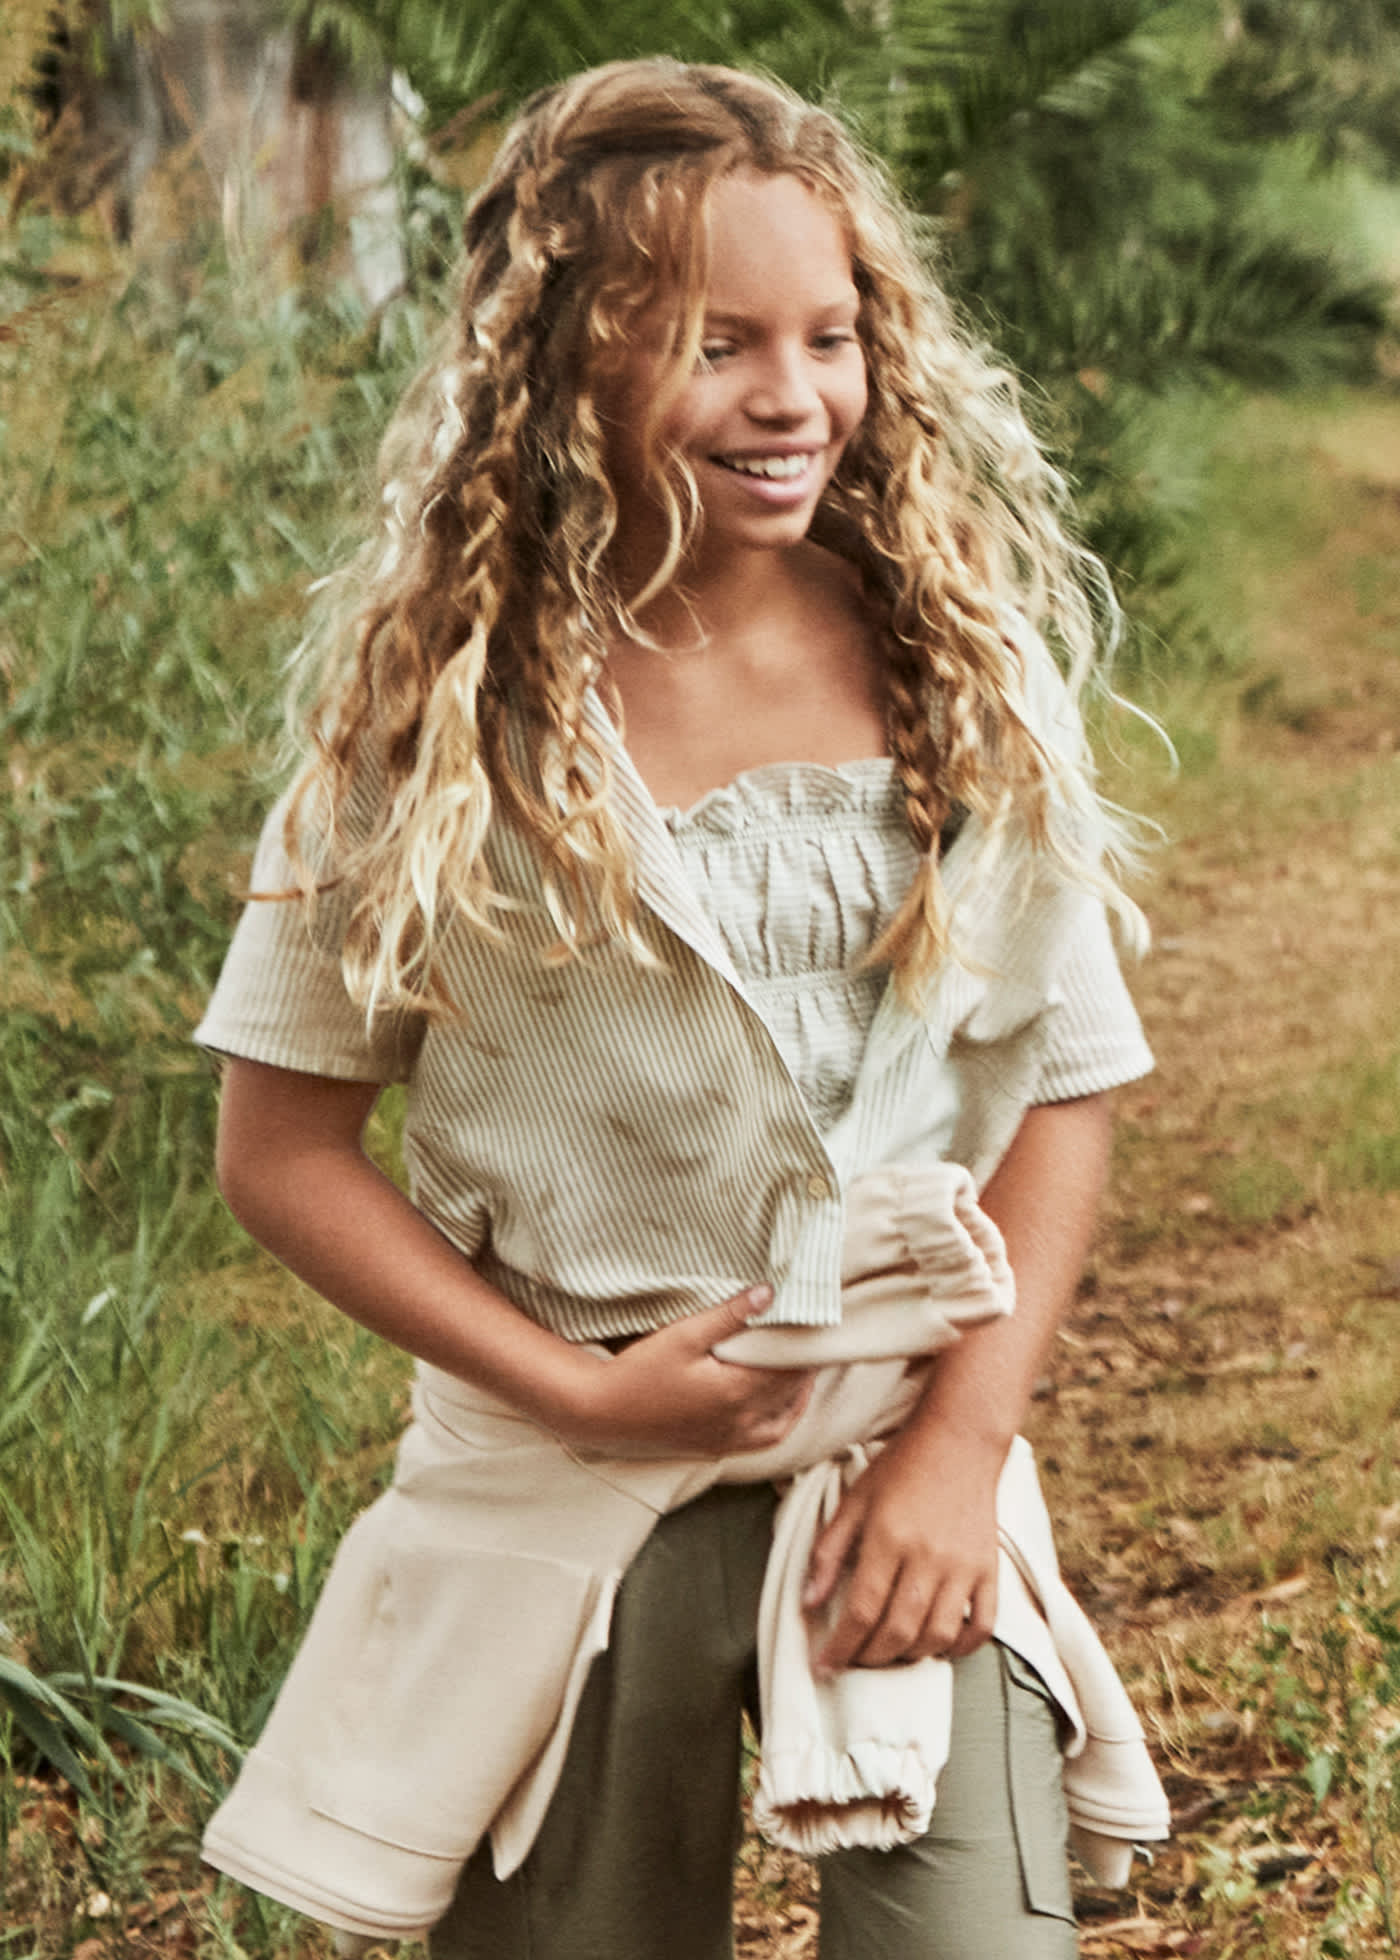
{"left": 800, "top": 1093, "right": 1118, "bottom": 1674}
{"left": 215, "top": 1064, "right": 813, "bottom": 1455}
{"left": 801, "top": 1418, "right": 1003, "bottom": 1674}
{"left": 558, "top": 1287, "right": 816, "bottom": 1458}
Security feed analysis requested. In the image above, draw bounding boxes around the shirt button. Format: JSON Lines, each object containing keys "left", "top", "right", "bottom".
{"left": 805, "top": 1172, "right": 832, "bottom": 1201}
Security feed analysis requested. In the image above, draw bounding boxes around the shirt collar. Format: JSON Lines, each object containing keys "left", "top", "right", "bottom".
{"left": 582, "top": 687, "right": 744, "bottom": 986}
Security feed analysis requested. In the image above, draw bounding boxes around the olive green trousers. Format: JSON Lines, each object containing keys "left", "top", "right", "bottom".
{"left": 432, "top": 1483, "right": 1079, "bottom": 1960}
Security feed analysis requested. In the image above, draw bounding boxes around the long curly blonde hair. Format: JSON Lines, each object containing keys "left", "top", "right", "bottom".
{"left": 288, "top": 57, "right": 1142, "bottom": 1015}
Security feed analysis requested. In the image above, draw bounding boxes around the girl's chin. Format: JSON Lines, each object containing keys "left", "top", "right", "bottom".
{"left": 610, "top": 485, "right": 828, "bottom": 584}
{"left": 685, "top": 518, "right": 818, "bottom": 573}
{"left": 715, "top": 498, "right": 824, "bottom": 542}
{"left": 696, "top": 473, "right": 830, "bottom": 545}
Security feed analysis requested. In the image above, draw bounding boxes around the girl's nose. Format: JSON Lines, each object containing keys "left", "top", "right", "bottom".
{"left": 745, "top": 343, "right": 822, "bottom": 422}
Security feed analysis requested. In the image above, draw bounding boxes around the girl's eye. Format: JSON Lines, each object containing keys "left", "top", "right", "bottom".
{"left": 697, "top": 342, "right": 736, "bottom": 369}
{"left": 812, "top": 330, "right": 857, "bottom": 355}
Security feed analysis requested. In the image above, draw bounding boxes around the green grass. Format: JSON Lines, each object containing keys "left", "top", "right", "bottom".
{"left": 1325, "top": 1053, "right": 1400, "bottom": 1196}
{"left": 0, "top": 224, "right": 436, "bottom": 1953}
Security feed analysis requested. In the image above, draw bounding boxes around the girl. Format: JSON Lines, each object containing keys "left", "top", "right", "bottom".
{"left": 197, "top": 58, "right": 1167, "bottom": 1960}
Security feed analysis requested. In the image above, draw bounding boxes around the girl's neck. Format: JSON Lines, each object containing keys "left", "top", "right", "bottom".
{"left": 624, "top": 539, "right": 834, "bottom": 654}
{"left": 602, "top": 540, "right": 890, "bottom": 811}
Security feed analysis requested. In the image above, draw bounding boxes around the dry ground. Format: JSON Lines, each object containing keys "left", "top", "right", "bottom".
{"left": 1045, "top": 395, "right": 1400, "bottom": 1957}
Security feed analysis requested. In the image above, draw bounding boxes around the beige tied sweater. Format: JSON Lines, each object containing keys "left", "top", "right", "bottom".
{"left": 202, "top": 1164, "right": 1169, "bottom": 1941}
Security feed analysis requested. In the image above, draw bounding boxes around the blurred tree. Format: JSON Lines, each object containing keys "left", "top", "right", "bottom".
{"left": 1, "top": 2, "right": 53, "bottom": 162}
{"left": 1208, "top": 0, "right": 1400, "bottom": 173}
{"left": 910, "top": 2, "right": 1392, "bottom": 634}
{"left": 8, "top": 1, "right": 404, "bottom": 299}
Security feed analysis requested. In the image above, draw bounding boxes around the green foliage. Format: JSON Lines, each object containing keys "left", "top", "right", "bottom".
{"left": 1253, "top": 1595, "right": 1400, "bottom": 1945}
{"left": 0, "top": 1213, "right": 406, "bottom": 1929}
{"left": 0, "top": 252, "right": 432, "bottom": 1262}
{"left": 0, "top": 254, "right": 420, "bottom": 1908}
{"left": 279, "top": 0, "right": 855, "bottom": 123}
{"left": 0, "top": 1656, "right": 239, "bottom": 1803}
{"left": 936, "top": 14, "right": 1390, "bottom": 377}
{"left": 832, "top": 0, "right": 1173, "bottom": 194}
{"left": 884, "top": 6, "right": 1393, "bottom": 646}
{"left": 0, "top": 0, "right": 60, "bottom": 161}
{"left": 1208, "top": 0, "right": 1400, "bottom": 174}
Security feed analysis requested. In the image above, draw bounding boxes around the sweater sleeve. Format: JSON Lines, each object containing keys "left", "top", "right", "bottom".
{"left": 194, "top": 789, "right": 425, "bottom": 1084}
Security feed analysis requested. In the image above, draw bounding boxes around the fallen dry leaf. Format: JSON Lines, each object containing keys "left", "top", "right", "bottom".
{"left": 125, "top": 1888, "right": 188, "bottom": 1928}
{"left": 1368, "top": 1257, "right": 1400, "bottom": 1298}
{"left": 1080, "top": 1914, "right": 1191, "bottom": 1955}
{"left": 1223, "top": 1572, "right": 1311, "bottom": 1616}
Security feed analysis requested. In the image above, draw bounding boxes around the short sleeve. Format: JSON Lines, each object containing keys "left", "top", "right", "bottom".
{"left": 1033, "top": 898, "right": 1153, "bottom": 1103}
{"left": 1000, "top": 616, "right": 1153, "bottom": 1103}
{"left": 194, "top": 789, "right": 425, "bottom": 1083}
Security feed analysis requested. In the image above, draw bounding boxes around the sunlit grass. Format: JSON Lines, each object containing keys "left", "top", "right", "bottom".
{"left": 0, "top": 218, "right": 442, "bottom": 1953}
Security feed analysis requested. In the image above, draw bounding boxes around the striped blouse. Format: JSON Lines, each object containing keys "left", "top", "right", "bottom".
{"left": 196, "top": 688, "right": 1152, "bottom": 1343}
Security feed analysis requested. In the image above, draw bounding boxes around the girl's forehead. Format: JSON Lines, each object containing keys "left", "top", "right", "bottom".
{"left": 701, "top": 167, "right": 849, "bottom": 239}
{"left": 698, "top": 171, "right": 858, "bottom": 306}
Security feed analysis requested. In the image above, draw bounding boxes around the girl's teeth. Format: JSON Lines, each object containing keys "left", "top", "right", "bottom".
{"left": 720, "top": 455, "right": 810, "bottom": 480}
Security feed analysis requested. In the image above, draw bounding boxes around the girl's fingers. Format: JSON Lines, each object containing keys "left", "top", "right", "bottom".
{"left": 811, "top": 1541, "right": 906, "bottom": 1675}
{"left": 810, "top": 1541, "right": 999, "bottom": 1671}
{"left": 846, "top": 1563, "right": 932, "bottom": 1669}
{"left": 685, "top": 1284, "right": 774, "bottom": 1347}
{"left": 943, "top": 1571, "right": 997, "bottom": 1660}
{"left": 599, "top": 1295, "right": 814, "bottom": 1455}
{"left": 863, "top": 1564, "right": 996, "bottom": 1666}
{"left": 802, "top": 1496, "right": 865, "bottom": 1613}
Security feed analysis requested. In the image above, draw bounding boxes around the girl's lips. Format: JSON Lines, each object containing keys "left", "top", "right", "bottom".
{"left": 714, "top": 451, "right": 818, "bottom": 479}
{"left": 708, "top": 451, "right": 821, "bottom": 502}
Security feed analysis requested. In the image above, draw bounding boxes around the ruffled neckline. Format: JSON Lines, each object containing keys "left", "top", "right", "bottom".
{"left": 658, "top": 757, "right": 897, "bottom": 836}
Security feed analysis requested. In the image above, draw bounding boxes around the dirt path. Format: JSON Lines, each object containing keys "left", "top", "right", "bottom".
{"left": 1047, "top": 391, "right": 1400, "bottom": 1955}
{"left": 1053, "top": 393, "right": 1400, "bottom": 1588}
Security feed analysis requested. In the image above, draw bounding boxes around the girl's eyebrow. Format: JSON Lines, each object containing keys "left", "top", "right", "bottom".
{"left": 702, "top": 294, "right": 861, "bottom": 328}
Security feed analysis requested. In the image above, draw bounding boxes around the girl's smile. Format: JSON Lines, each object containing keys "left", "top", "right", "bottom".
{"left": 608, "top": 169, "right": 868, "bottom": 573}
{"left": 707, "top": 446, "right": 824, "bottom": 506}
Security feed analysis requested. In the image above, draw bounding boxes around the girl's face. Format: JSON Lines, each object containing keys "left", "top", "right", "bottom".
{"left": 606, "top": 170, "right": 868, "bottom": 576}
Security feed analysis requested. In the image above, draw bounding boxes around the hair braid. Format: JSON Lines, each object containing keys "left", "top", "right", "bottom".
{"left": 870, "top": 626, "right": 953, "bottom": 993}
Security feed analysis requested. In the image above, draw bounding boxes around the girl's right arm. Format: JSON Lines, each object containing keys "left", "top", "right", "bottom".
{"left": 216, "top": 1057, "right": 811, "bottom": 1458}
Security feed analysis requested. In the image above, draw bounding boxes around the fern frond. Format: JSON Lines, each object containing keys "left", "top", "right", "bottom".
{"left": 831, "top": 0, "right": 1169, "bottom": 192}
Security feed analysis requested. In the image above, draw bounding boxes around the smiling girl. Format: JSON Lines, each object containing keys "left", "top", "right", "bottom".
{"left": 196, "top": 59, "right": 1166, "bottom": 1960}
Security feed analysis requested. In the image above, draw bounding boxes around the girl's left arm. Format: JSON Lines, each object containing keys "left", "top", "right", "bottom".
{"left": 803, "top": 1090, "right": 1114, "bottom": 1672}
